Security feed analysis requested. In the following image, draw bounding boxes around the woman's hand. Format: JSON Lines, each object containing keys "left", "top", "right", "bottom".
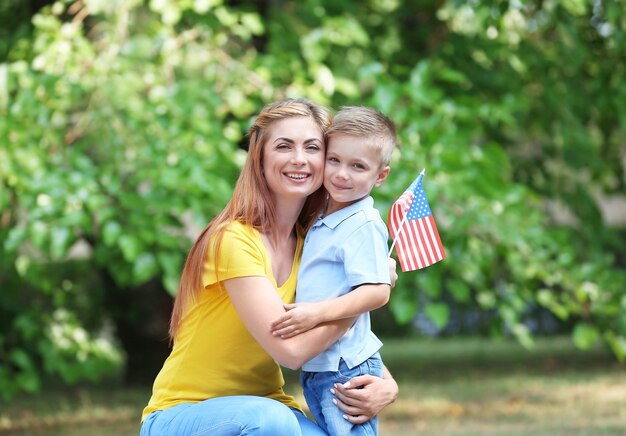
{"left": 330, "top": 367, "right": 398, "bottom": 424}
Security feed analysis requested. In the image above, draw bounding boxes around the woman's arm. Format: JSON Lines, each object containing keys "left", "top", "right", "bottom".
{"left": 331, "top": 365, "right": 398, "bottom": 424}
{"left": 224, "top": 276, "right": 354, "bottom": 370}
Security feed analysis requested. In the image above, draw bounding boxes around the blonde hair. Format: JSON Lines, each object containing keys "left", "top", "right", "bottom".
{"left": 327, "top": 106, "right": 397, "bottom": 167}
{"left": 169, "top": 98, "right": 331, "bottom": 341}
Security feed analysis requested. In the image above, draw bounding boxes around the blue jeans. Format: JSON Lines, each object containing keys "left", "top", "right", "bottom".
{"left": 140, "top": 395, "right": 327, "bottom": 436}
{"left": 301, "top": 353, "right": 383, "bottom": 436}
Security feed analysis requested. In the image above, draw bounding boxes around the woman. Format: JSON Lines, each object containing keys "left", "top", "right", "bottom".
{"left": 141, "top": 98, "right": 398, "bottom": 435}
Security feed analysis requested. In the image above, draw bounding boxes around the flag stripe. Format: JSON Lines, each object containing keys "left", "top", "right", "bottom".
{"left": 418, "top": 218, "right": 435, "bottom": 264}
{"left": 428, "top": 215, "right": 445, "bottom": 260}
{"left": 424, "top": 217, "right": 442, "bottom": 263}
{"left": 424, "top": 216, "right": 443, "bottom": 262}
{"left": 413, "top": 220, "right": 428, "bottom": 269}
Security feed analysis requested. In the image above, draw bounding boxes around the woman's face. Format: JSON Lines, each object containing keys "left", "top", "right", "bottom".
{"left": 262, "top": 116, "right": 325, "bottom": 203}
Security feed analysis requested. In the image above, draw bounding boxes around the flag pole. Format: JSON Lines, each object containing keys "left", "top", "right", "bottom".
{"left": 388, "top": 168, "right": 426, "bottom": 258}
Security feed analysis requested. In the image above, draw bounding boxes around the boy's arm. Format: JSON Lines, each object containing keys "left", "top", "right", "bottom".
{"left": 270, "top": 283, "right": 390, "bottom": 338}
{"left": 314, "top": 282, "right": 390, "bottom": 321}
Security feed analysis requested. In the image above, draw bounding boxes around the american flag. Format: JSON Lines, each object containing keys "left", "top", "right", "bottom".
{"left": 388, "top": 171, "right": 446, "bottom": 272}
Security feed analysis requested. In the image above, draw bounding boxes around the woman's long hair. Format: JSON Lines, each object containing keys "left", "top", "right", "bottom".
{"left": 169, "top": 98, "right": 332, "bottom": 341}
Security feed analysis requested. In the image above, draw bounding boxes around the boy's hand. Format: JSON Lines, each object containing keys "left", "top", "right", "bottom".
{"left": 388, "top": 257, "right": 398, "bottom": 289}
{"left": 270, "top": 303, "right": 324, "bottom": 338}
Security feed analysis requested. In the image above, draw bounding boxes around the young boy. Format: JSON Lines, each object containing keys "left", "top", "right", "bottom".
{"left": 270, "top": 106, "right": 397, "bottom": 435}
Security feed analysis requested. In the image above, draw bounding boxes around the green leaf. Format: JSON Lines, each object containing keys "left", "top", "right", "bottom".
{"left": 10, "top": 349, "right": 32, "bottom": 369}
{"left": 389, "top": 290, "right": 417, "bottom": 324}
{"left": 102, "top": 221, "right": 122, "bottom": 246}
{"left": 50, "top": 226, "right": 71, "bottom": 259}
{"left": 511, "top": 323, "right": 534, "bottom": 350}
{"left": 16, "top": 370, "right": 40, "bottom": 393}
{"left": 424, "top": 303, "right": 449, "bottom": 330}
{"left": 163, "top": 274, "right": 179, "bottom": 297}
{"left": 573, "top": 323, "right": 599, "bottom": 350}
{"left": 477, "top": 291, "right": 496, "bottom": 309}
{"left": 133, "top": 252, "right": 158, "bottom": 283}
{"left": 118, "top": 235, "right": 142, "bottom": 262}
{"left": 4, "top": 227, "right": 26, "bottom": 251}
{"left": 448, "top": 279, "right": 470, "bottom": 302}
{"left": 561, "top": 0, "right": 587, "bottom": 16}
{"left": 604, "top": 332, "right": 626, "bottom": 362}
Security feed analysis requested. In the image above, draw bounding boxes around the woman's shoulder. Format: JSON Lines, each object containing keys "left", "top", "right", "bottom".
{"left": 225, "top": 220, "right": 254, "bottom": 234}
{"left": 222, "top": 220, "right": 262, "bottom": 245}
{"left": 204, "top": 220, "right": 267, "bottom": 286}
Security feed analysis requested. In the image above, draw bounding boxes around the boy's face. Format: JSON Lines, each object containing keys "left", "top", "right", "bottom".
{"left": 324, "top": 134, "right": 390, "bottom": 215}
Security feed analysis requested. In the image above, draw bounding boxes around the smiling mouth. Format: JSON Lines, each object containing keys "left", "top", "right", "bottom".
{"left": 285, "top": 172, "right": 309, "bottom": 180}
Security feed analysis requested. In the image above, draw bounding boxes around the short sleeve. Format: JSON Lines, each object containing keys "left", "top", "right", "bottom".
{"left": 341, "top": 219, "right": 390, "bottom": 288}
{"left": 202, "top": 221, "right": 268, "bottom": 288}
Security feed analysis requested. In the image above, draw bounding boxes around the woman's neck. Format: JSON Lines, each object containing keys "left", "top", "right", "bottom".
{"left": 261, "top": 197, "right": 304, "bottom": 287}
{"left": 267, "top": 196, "right": 304, "bottom": 246}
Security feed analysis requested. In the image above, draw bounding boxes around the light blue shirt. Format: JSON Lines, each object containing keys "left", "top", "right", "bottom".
{"left": 297, "top": 196, "right": 390, "bottom": 372}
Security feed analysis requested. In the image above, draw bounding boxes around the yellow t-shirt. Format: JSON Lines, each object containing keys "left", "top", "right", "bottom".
{"left": 142, "top": 221, "right": 303, "bottom": 421}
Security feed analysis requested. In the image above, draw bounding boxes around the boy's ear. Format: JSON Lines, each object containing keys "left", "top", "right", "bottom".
{"left": 374, "top": 166, "right": 390, "bottom": 187}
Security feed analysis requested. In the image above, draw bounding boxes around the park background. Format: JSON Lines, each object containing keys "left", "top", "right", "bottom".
{"left": 1, "top": 0, "right": 625, "bottom": 434}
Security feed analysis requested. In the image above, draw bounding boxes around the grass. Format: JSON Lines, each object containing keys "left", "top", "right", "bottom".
{"left": 1, "top": 336, "right": 624, "bottom": 435}
{"left": 371, "top": 337, "right": 626, "bottom": 435}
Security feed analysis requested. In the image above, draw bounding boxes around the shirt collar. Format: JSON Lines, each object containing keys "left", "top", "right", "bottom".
{"left": 313, "top": 196, "right": 374, "bottom": 230}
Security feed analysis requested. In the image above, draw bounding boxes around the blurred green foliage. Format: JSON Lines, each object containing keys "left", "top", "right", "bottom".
{"left": 1, "top": 0, "right": 625, "bottom": 399}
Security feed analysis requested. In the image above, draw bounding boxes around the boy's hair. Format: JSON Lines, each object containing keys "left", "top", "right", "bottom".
{"left": 327, "top": 106, "right": 397, "bottom": 167}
